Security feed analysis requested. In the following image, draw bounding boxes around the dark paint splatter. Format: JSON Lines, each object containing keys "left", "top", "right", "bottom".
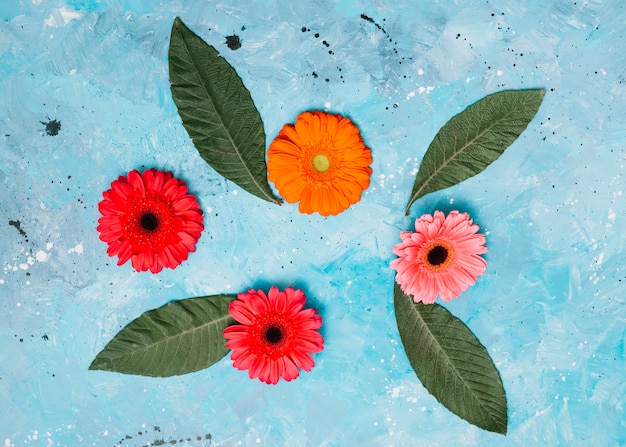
{"left": 113, "top": 428, "right": 211, "bottom": 447}
{"left": 9, "top": 220, "right": 27, "bottom": 239}
{"left": 41, "top": 119, "right": 61, "bottom": 136}
{"left": 360, "top": 13, "right": 387, "bottom": 34}
{"left": 225, "top": 34, "right": 241, "bottom": 50}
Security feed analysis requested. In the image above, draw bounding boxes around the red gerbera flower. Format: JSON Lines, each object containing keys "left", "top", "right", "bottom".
{"left": 97, "top": 169, "right": 204, "bottom": 273}
{"left": 390, "top": 210, "right": 487, "bottom": 304}
{"left": 223, "top": 286, "right": 324, "bottom": 385}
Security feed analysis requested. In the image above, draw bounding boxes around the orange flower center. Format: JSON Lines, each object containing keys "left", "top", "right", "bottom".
{"left": 312, "top": 154, "right": 331, "bottom": 172}
{"left": 421, "top": 239, "right": 455, "bottom": 271}
{"left": 299, "top": 134, "right": 342, "bottom": 186}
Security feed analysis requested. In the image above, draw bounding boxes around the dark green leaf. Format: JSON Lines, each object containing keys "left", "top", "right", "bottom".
{"left": 168, "top": 17, "right": 281, "bottom": 204}
{"left": 394, "top": 283, "right": 508, "bottom": 434}
{"left": 89, "top": 294, "right": 237, "bottom": 377}
{"left": 405, "top": 89, "right": 545, "bottom": 215}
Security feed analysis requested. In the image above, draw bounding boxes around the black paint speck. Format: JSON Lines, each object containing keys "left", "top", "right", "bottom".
{"left": 41, "top": 119, "right": 61, "bottom": 136}
{"left": 360, "top": 13, "right": 387, "bottom": 34}
{"left": 225, "top": 34, "right": 241, "bottom": 50}
{"left": 9, "top": 220, "right": 27, "bottom": 239}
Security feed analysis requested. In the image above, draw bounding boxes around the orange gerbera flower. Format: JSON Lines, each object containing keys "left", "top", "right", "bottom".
{"left": 267, "top": 111, "right": 373, "bottom": 216}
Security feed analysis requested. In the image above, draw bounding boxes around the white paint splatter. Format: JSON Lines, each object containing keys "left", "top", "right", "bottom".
{"left": 417, "top": 85, "right": 434, "bottom": 94}
{"left": 36, "top": 250, "right": 49, "bottom": 262}
{"left": 596, "top": 252, "right": 604, "bottom": 267}
{"left": 44, "top": 6, "right": 82, "bottom": 28}
{"left": 67, "top": 242, "right": 84, "bottom": 255}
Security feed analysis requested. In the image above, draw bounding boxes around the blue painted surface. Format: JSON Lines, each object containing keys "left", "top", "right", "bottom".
{"left": 1, "top": 0, "right": 625, "bottom": 446}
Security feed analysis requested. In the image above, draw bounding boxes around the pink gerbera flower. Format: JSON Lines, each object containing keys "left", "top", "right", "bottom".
{"left": 223, "top": 286, "right": 324, "bottom": 385}
{"left": 390, "top": 210, "right": 487, "bottom": 304}
{"left": 97, "top": 169, "right": 204, "bottom": 273}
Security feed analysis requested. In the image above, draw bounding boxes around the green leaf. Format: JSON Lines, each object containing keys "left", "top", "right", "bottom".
{"left": 89, "top": 295, "right": 237, "bottom": 377}
{"left": 394, "top": 283, "right": 508, "bottom": 434}
{"left": 168, "top": 17, "right": 281, "bottom": 204}
{"left": 405, "top": 89, "right": 545, "bottom": 215}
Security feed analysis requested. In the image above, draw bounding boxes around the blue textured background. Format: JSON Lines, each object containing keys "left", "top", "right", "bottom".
{"left": 1, "top": 0, "right": 625, "bottom": 446}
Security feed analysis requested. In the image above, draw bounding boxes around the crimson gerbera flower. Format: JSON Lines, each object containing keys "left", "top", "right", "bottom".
{"left": 223, "top": 286, "right": 324, "bottom": 385}
{"left": 390, "top": 210, "right": 487, "bottom": 304}
{"left": 97, "top": 168, "right": 204, "bottom": 274}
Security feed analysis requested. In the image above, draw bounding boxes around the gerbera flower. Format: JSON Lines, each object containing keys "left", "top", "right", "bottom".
{"left": 223, "top": 286, "right": 324, "bottom": 385}
{"left": 267, "top": 111, "right": 373, "bottom": 217}
{"left": 97, "top": 168, "right": 204, "bottom": 274}
{"left": 390, "top": 210, "right": 487, "bottom": 304}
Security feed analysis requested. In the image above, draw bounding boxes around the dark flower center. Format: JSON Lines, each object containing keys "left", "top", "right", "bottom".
{"left": 427, "top": 245, "right": 448, "bottom": 266}
{"left": 140, "top": 212, "right": 159, "bottom": 232}
{"left": 264, "top": 326, "right": 283, "bottom": 344}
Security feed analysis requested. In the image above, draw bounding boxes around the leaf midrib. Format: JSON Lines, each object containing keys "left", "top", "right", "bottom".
{"left": 174, "top": 21, "right": 276, "bottom": 203}
{"left": 412, "top": 305, "right": 503, "bottom": 425}
{"left": 406, "top": 98, "right": 531, "bottom": 213}
{"left": 107, "top": 312, "right": 233, "bottom": 361}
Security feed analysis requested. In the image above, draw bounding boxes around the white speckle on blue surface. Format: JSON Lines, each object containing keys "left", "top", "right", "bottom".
{"left": 2, "top": 0, "right": 626, "bottom": 445}
{"left": 67, "top": 242, "right": 84, "bottom": 255}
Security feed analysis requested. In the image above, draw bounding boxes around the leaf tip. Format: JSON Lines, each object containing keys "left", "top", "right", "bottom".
{"left": 491, "top": 421, "right": 508, "bottom": 435}
{"left": 88, "top": 358, "right": 101, "bottom": 371}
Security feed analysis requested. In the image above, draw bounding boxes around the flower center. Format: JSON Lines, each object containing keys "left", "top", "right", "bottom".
{"left": 427, "top": 245, "right": 448, "bottom": 266}
{"left": 312, "top": 154, "right": 331, "bottom": 173}
{"left": 421, "top": 240, "right": 454, "bottom": 271}
{"left": 140, "top": 212, "right": 159, "bottom": 232}
{"left": 264, "top": 325, "right": 283, "bottom": 344}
